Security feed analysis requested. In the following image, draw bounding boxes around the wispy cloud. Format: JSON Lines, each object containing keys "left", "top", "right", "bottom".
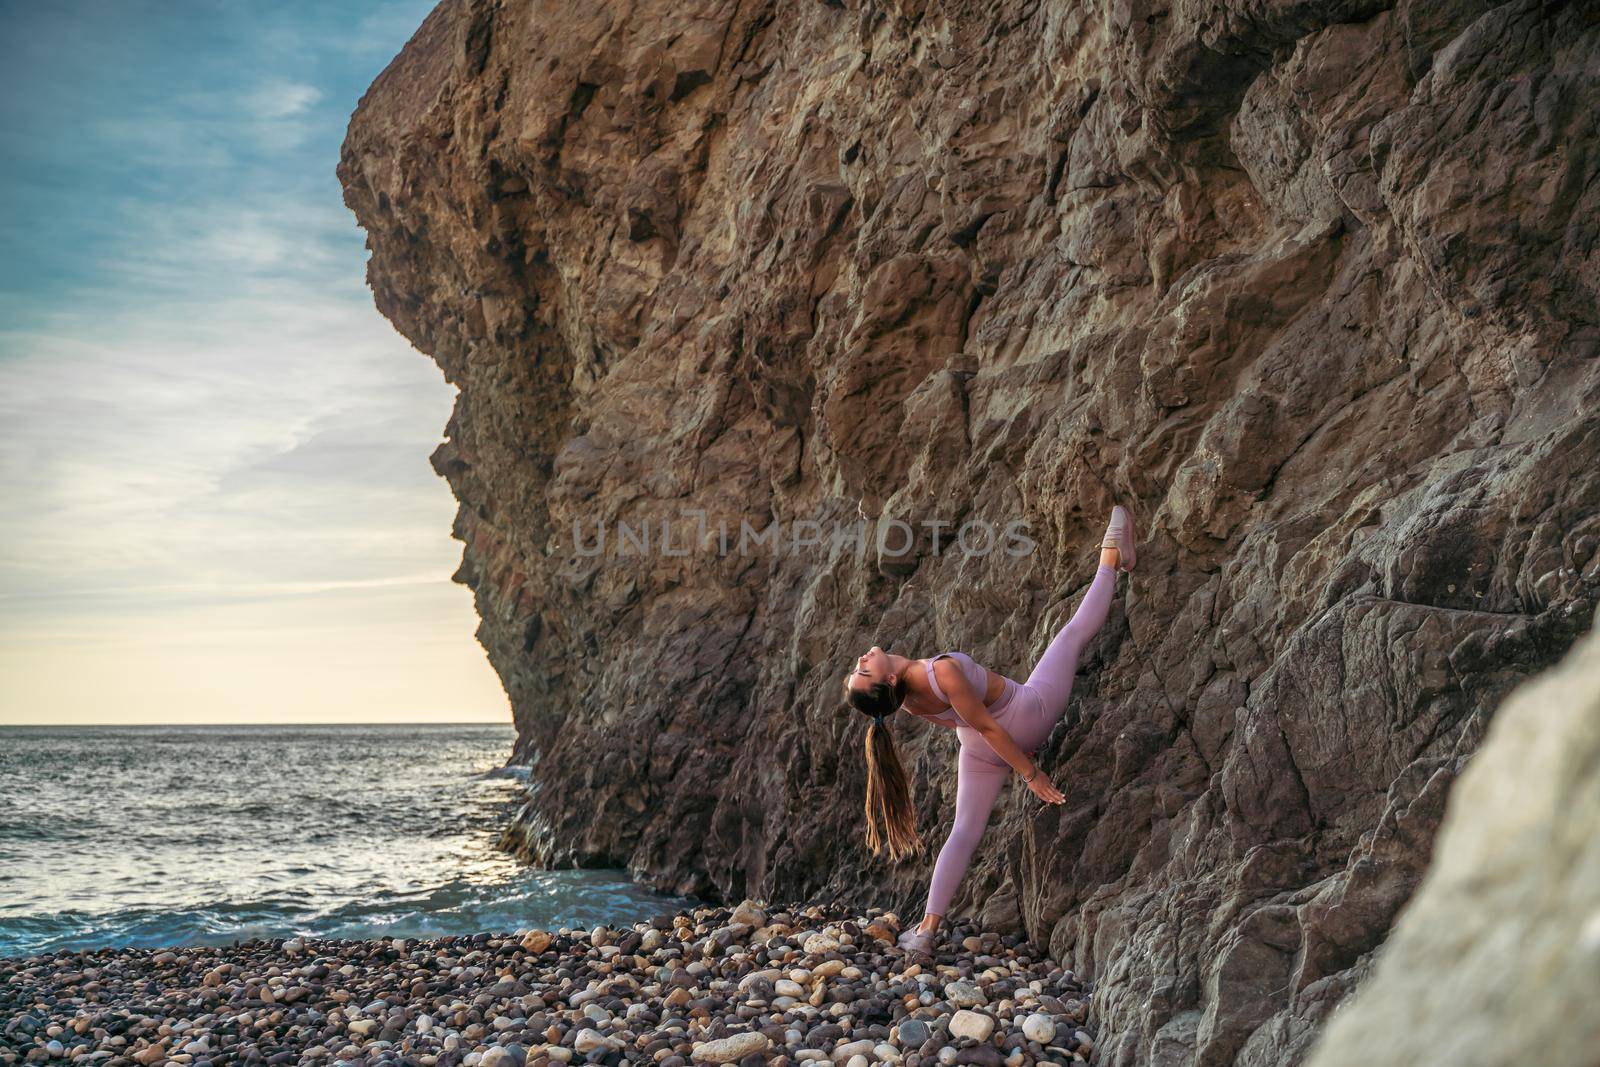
{"left": 86, "top": 114, "right": 240, "bottom": 170}
{"left": 243, "top": 79, "right": 323, "bottom": 120}
{"left": 0, "top": 299, "right": 452, "bottom": 592}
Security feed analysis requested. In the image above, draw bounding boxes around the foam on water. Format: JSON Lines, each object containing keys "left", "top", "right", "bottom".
{"left": 0, "top": 724, "right": 702, "bottom": 957}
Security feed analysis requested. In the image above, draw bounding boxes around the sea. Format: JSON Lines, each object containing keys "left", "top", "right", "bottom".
{"left": 0, "top": 724, "right": 704, "bottom": 959}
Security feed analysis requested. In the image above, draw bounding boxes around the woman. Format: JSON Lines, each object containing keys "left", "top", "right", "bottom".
{"left": 841, "top": 505, "right": 1137, "bottom": 958}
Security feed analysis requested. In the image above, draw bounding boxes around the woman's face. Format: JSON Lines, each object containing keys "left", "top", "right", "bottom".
{"left": 846, "top": 645, "right": 894, "bottom": 693}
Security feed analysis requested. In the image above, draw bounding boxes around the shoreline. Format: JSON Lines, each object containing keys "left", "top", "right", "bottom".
{"left": 0, "top": 899, "right": 1096, "bottom": 1066}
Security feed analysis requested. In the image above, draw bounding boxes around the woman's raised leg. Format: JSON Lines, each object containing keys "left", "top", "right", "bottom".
{"left": 1020, "top": 562, "right": 1118, "bottom": 725}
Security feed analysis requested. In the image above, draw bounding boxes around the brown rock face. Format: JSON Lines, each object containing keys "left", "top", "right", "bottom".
{"left": 338, "top": 1, "right": 1600, "bottom": 1063}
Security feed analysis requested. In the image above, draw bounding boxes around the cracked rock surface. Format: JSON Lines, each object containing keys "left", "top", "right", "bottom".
{"left": 338, "top": 0, "right": 1600, "bottom": 1063}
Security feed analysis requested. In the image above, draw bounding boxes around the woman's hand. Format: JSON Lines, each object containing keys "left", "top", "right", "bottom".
{"left": 1024, "top": 765, "right": 1065, "bottom": 805}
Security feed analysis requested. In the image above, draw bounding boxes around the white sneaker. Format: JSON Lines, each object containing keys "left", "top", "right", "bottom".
{"left": 896, "top": 926, "right": 936, "bottom": 958}
{"left": 1101, "top": 504, "right": 1138, "bottom": 573}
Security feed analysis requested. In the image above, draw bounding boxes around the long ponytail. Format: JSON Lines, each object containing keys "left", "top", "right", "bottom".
{"left": 844, "top": 677, "right": 924, "bottom": 862}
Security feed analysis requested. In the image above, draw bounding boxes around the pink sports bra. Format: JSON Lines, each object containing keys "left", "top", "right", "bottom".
{"left": 913, "top": 651, "right": 1019, "bottom": 728}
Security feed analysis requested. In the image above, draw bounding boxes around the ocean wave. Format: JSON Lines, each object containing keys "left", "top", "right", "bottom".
{"left": 0, "top": 726, "right": 698, "bottom": 958}
{"left": 477, "top": 765, "right": 532, "bottom": 780}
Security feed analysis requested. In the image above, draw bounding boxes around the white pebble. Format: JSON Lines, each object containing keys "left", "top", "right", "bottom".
{"left": 690, "top": 1031, "right": 770, "bottom": 1062}
{"left": 573, "top": 1028, "right": 614, "bottom": 1053}
{"left": 1022, "top": 1012, "right": 1056, "bottom": 1043}
{"left": 802, "top": 934, "right": 841, "bottom": 954}
{"left": 949, "top": 1009, "right": 995, "bottom": 1042}
{"left": 830, "top": 1038, "right": 875, "bottom": 1061}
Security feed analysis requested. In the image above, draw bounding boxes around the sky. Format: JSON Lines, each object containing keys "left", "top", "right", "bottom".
{"left": 0, "top": 0, "right": 512, "bottom": 724}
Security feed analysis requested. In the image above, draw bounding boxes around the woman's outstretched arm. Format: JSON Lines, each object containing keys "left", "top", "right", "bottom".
{"left": 936, "top": 660, "right": 1061, "bottom": 797}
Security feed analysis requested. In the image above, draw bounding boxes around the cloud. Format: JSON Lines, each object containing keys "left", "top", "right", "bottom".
{"left": 242, "top": 80, "right": 323, "bottom": 120}
{"left": 0, "top": 290, "right": 455, "bottom": 590}
{"left": 84, "top": 114, "right": 239, "bottom": 170}
{"left": 97, "top": 193, "right": 353, "bottom": 287}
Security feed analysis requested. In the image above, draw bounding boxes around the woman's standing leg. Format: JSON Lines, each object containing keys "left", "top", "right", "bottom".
{"left": 920, "top": 747, "right": 1011, "bottom": 925}
{"left": 1015, "top": 562, "right": 1118, "bottom": 743}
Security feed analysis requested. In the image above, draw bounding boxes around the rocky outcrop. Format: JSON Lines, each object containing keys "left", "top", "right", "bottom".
{"left": 1302, "top": 620, "right": 1600, "bottom": 1067}
{"left": 337, "top": 0, "right": 1600, "bottom": 1064}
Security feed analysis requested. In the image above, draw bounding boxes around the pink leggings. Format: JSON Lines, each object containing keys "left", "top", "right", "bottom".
{"left": 923, "top": 563, "right": 1118, "bottom": 919}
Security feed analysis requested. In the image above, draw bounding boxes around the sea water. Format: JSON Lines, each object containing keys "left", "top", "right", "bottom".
{"left": 0, "top": 724, "right": 702, "bottom": 957}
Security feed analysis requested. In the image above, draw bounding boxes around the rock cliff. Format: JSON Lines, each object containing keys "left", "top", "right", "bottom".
{"left": 338, "top": 0, "right": 1600, "bottom": 1063}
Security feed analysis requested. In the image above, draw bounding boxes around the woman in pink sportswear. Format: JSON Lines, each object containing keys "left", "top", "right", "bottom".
{"left": 841, "top": 505, "right": 1138, "bottom": 957}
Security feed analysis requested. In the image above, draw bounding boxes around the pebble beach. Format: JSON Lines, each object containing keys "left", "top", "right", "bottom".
{"left": 0, "top": 899, "right": 1098, "bottom": 1066}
